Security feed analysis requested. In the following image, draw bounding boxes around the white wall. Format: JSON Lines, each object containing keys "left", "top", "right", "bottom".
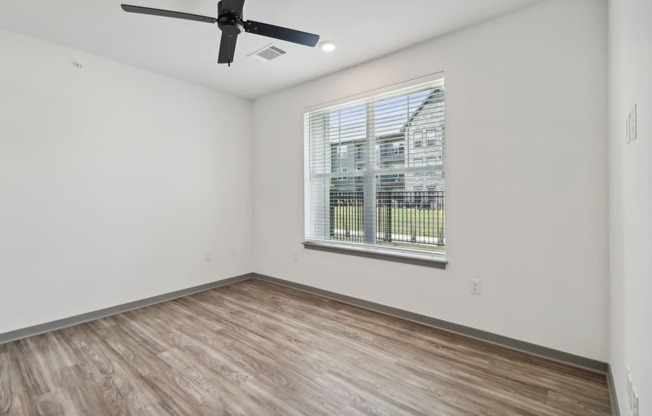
{"left": 253, "top": 0, "right": 609, "bottom": 360}
{"left": 0, "top": 29, "right": 253, "bottom": 334}
{"left": 608, "top": 0, "right": 652, "bottom": 413}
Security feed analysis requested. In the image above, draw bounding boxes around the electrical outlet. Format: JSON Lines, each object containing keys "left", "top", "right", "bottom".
{"left": 293, "top": 251, "right": 299, "bottom": 261}
{"left": 230, "top": 248, "right": 236, "bottom": 257}
{"left": 204, "top": 252, "right": 213, "bottom": 262}
{"left": 633, "top": 388, "right": 639, "bottom": 416}
{"left": 470, "top": 279, "right": 481, "bottom": 295}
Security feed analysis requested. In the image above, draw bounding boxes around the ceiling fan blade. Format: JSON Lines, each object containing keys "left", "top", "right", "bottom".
{"left": 121, "top": 5, "right": 217, "bottom": 24}
{"left": 220, "top": 0, "right": 245, "bottom": 17}
{"left": 218, "top": 33, "right": 238, "bottom": 65}
{"left": 244, "top": 20, "right": 319, "bottom": 47}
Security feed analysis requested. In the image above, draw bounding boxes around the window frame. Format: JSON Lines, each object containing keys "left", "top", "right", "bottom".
{"left": 303, "top": 74, "right": 447, "bottom": 267}
{"left": 426, "top": 129, "right": 436, "bottom": 147}
{"left": 413, "top": 131, "right": 423, "bottom": 148}
{"left": 426, "top": 157, "right": 436, "bottom": 175}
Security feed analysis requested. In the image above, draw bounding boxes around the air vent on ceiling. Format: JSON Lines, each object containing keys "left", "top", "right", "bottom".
{"left": 248, "top": 44, "right": 287, "bottom": 62}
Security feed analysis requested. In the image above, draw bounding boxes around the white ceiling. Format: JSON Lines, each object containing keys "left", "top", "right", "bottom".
{"left": 0, "top": 0, "right": 543, "bottom": 99}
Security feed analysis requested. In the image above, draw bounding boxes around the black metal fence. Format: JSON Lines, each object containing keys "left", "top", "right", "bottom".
{"left": 329, "top": 190, "right": 445, "bottom": 248}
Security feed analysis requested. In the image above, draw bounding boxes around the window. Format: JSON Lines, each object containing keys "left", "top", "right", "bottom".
{"left": 380, "top": 140, "right": 405, "bottom": 159}
{"left": 339, "top": 145, "right": 348, "bottom": 158}
{"left": 304, "top": 75, "right": 446, "bottom": 264}
{"left": 426, "top": 157, "right": 436, "bottom": 175}
{"left": 435, "top": 128, "right": 444, "bottom": 143}
{"left": 354, "top": 144, "right": 364, "bottom": 161}
{"left": 413, "top": 131, "right": 423, "bottom": 148}
{"left": 426, "top": 129, "right": 436, "bottom": 147}
{"left": 414, "top": 158, "right": 424, "bottom": 176}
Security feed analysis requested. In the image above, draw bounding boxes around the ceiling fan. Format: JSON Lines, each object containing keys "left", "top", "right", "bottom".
{"left": 121, "top": 0, "right": 320, "bottom": 66}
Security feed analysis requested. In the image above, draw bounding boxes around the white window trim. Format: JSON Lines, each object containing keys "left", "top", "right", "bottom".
{"left": 303, "top": 72, "right": 446, "bottom": 267}
{"left": 303, "top": 240, "right": 447, "bottom": 267}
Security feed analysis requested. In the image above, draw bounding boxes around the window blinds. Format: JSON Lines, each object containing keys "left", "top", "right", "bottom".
{"left": 304, "top": 77, "right": 445, "bottom": 253}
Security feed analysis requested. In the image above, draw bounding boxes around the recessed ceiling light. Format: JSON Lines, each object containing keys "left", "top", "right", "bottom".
{"left": 319, "top": 41, "right": 336, "bottom": 52}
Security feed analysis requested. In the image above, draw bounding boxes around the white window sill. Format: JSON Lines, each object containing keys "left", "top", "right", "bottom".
{"left": 302, "top": 240, "right": 447, "bottom": 269}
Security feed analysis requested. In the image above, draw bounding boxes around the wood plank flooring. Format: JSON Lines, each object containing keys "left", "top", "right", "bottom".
{"left": 0, "top": 280, "right": 611, "bottom": 415}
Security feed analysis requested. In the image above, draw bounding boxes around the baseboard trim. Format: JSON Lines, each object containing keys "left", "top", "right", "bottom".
{"left": 606, "top": 364, "right": 621, "bottom": 416}
{"left": 0, "top": 273, "right": 254, "bottom": 346}
{"left": 252, "top": 273, "right": 608, "bottom": 375}
{"left": 0, "top": 271, "right": 610, "bottom": 379}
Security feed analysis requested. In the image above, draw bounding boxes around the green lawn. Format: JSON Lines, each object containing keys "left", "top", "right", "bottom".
{"left": 332, "top": 206, "right": 445, "bottom": 239}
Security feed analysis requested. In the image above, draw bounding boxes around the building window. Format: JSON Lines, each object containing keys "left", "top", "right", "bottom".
{"left": 414, "top": 131, "right": 423, "bottom": 148}
{"left": 426, "top": 157, "right": 436, "bottom": 175}
{"left": 304, "top": 75, "right": 446, "bottom": 263}
{"left": 436, "top": 127, "right": 444, "bottom": 143}
{"left": 339, "top": 145, "right": 348, "bottom": 158}
{"left": 426, "top": 129, "right": 436, "bottom": 147}
{"left": 414, "top": 158, "right": 424, "bottom": 176}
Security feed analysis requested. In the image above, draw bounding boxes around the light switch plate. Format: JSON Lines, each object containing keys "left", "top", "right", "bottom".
{"left": 630, "top": 105, "right": 638, "bottom": 141}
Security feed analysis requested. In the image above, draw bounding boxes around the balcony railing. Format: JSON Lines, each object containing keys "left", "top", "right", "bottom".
{"left": 329, "top": 190, "right": 445, "bottom": 250}
{"left": 380, "top": 147, "right": 405, "bottom": 160}
{"left": 379, "top": 174, "right": 405, "bottom": 187}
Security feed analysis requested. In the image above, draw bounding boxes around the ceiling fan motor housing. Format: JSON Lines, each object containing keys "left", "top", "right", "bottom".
{"left": 217, "top": 1, "right": 244, "bottom": 35}
{"left": 217, "top": 14, "right": 244, "bottom": 34}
